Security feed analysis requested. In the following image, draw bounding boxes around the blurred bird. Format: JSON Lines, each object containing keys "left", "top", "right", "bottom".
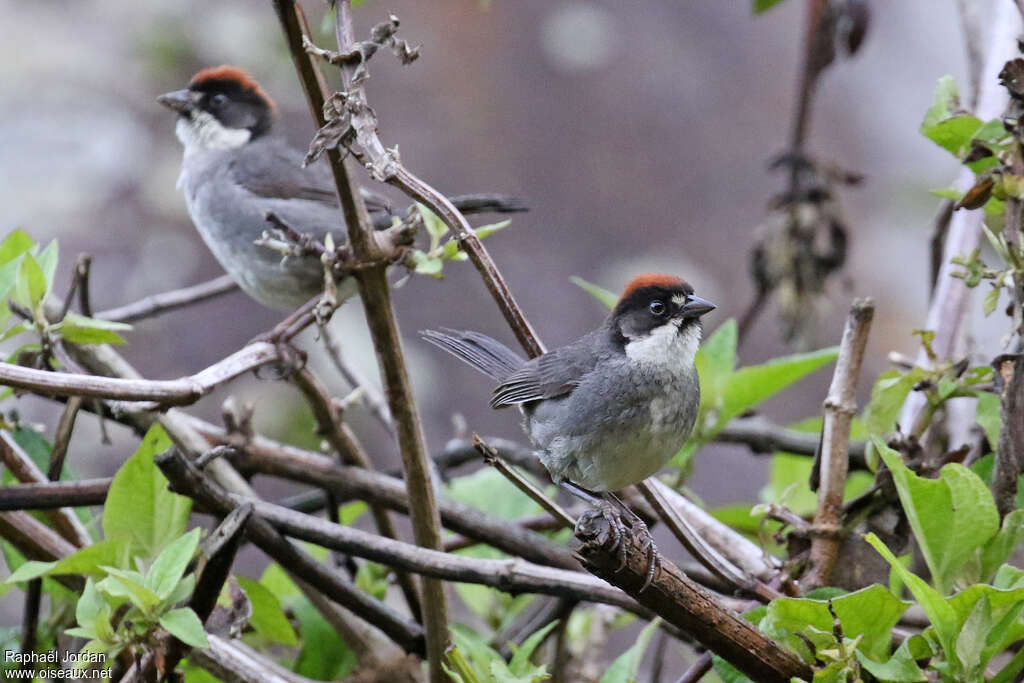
{"left": 423, "top": 274, "right": 715, "bottom": 586}
{"left": 159, "top": 65, "right": 524, "bottom": 310}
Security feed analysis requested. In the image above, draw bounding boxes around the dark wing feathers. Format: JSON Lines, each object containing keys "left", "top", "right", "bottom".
{"left": 489, "top": 333, "right": 600, "bottom": 408}
{"left": 229, "top": 138, "right": 393, "bottom": 224}
{"left": 420, "top": 329, "right": 526, "bottom": 382}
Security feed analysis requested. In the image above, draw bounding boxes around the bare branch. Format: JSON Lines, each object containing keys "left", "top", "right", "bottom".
{"left": 216, "top": 488, "right": 655, "bottom": 618}
{"left": 0, "top": 431, "right": 90, "bottom": 548}
{"left": 95, "top": 274, "right": 239, "bottom": 324}
{"left": 290, "top": 366, "right": 423, "bottom": 622}
{"left": 805, "top": 298, "right": 874, "bottom": 589}
{"left": 319, "top": 324, "right": 395, "bottom": 435}
{"left": 637, "top": 480, "right": 779, "bottom": 602}
{"left": 0, "top": 478, "right": 110, "bottom": 511}
{"left": 475, "top": 435, "right": 575, "bottom": 528}
{"left": 575, "top": 514, "right": 812, "bottom": 683}
{"left": 190, "top": 634, "right": 323, "bottom": 683}
{"left": 0, "top": 341, "right": 280, "bottom": 406}
{"left": 716, "top": 416, "right": 867, "bottom": 466}
{"left": 157, "top": 447, "right": 426, "bottom": 655}
{"left": 648, "top": 479, "right": 779, "bottom": 582}
{"left": 209, "top": 423, "right": 579, "bottom": 570}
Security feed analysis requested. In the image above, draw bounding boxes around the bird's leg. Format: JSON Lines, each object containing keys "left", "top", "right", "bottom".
{"left": 602, "top": 491, "right": 660, "bottom": 592}
{"left": 562, "top": 482, "right": 660, "bottom": 590}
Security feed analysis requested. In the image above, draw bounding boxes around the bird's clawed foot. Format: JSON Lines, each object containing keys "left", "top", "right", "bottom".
{"left": 575, "top": 500, "right": 660, "bottom": 593}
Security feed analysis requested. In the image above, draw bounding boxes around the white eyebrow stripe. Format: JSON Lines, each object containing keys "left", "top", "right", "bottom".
{"left": 671, "top": 293, "right": 688, "bottom": 306}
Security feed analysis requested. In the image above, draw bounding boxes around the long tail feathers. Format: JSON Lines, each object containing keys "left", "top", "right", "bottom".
{"left": 420, "top": 328, "right": 525, "bottom": 381}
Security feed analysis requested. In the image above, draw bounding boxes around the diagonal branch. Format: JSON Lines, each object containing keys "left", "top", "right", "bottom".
{"left": 95, "top": 274, "right": 239, "bottom": 323}
{"left": 575, "top": 514, "right": 811, "bottom": 683}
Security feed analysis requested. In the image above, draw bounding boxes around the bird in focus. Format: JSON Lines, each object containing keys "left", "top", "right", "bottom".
{"left": 159, "top": 65, "right": 525, "bottom": 310}
{"left": 423, "top": 274, "right": 715, "bottom": 585}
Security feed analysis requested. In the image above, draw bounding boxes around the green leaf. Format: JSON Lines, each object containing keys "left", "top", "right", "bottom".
{"left": 58, "top": 312, "right": 131, "bottom": 346}
{"left": 976, "top": 392, "right": 1002, "bottom": 450}
{"left": 979, "top": 509, "right": 1024, "bottom": 582}
{"left": 411, "top": 250, "right": 444, "bottom": 278}
{"left": 855, "top": 640, "right": 927, "bottom": 682}
{"left": 876, "top": 439, "right": 1000, "bottom": 592}
{"left": 864, "top": 369, "right": 925, "bottom": 436}
{"left": 570, "top": 276, "right": 618, "bottom": 310}
{"left": 447, "top": 467, "right": 544, "bottom": 522}
{"left": 694, "top": 319, "right": 738, "bottom": 413}
{"left": 37, "top": 239, "right": 59, "bottom": 289}
{"left": 0, "top": 230, "right": 34, "bottom": 266}
{"left": 955, "top": 593, "right": 991, "bottom": 675}
{"left": 237, "top": 576, "right": 298, "bottom": 646}
{"left": 159, "top": 608, "right": 210, "bottom": 649}
{"left": 921, "top": 76, "right": 984, "bottom": 157}
{"left": 753, "top": 0, "right": 787, "bottom": 13}
{"left": 146, "top": 528, "right": 200, "bottom": 600}
{"left": 509, "top": 621, "right": 559, "bottom": 675}
{"left": 717, "top": 346, "right": 838, "bottom": 428}
{"left": 476, "top": 220, "right": 510, "bottom": 240}
{"left": 762, "top": 585, "right": 909, "bottom": 661}
{"left": 4, "top": 539, "right": 132, "bottom": 584}
{"left": 13, "top": 252, "right": 47, "bottom": 309}
{"left": 417, "top": 203, "right": 449, "bottom": 247}
{"left": 103, "top": 426, "right": 191, "bottom": 559}
{"left": 5, "top": 560, "right": 57, "bottom": 583}
{"left": 994, "top": 648, "right": 1024, "bottom": 683}
{"left": 864, "top": 533, "right": 960, "bottom": 666}
{"left": 338, "top": 501, "right": 368, "bottom": 526}
{"left": 984, "top": 285, "right": 1002, "bottom": 315}
{"left": 97, "top": 569, "right": 161, "bottom": 610}
{"left": 76, "top": 579, "right": 106, "bottom": 629}
{"left": 598, "top": 618, "right": 661, "bottom": 683}
{"left": 293, "top": 600, "right": 357, "bottom": 679}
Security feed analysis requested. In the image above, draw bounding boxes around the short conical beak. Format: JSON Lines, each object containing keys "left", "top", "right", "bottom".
{"left": 157, "top": 89, "right": 200, "bottom": 113}
{"left": 681, "top": 295, "right": 716, "bottom": 319}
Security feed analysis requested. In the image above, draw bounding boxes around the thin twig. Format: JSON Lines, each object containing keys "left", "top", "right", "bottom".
{"left": 647, "top": 479, "right": 778, "bottom": 582}
{"left": 291, "top": 366, "right": 423, "bottom": 622}
{"left": 0, "top": 431, "right": 90, "bottom": 548}
{"left": 75, "top": 254, "right": 93, "bottom": 317}
{"left": 474, "top": 435, "right": 575, "bottom": 528}
{"left": 47, "top": 396, "right": 83, "bottom": 481}
{"left": 95, "top": 274, "right": 239, "bottom": 323}
{"left": 319, "top": 324, "right": 395, "bottom": 435}
{"left": 215, "top": 488, "right": 657, "bottom": 619}
{"left": 216, "top": 424, "right": 578, "bottom": 569}
{"left": 674, "top": 652, "right": 713, "bottom": 683}
{"left": 637, "top": 480, "right": 779, "bottom": 603}
{"left": 157, "top": 447, "right": 426, "bottom": 655}
{"left": 805, "top": 298, "right": 874, "bottom": 589}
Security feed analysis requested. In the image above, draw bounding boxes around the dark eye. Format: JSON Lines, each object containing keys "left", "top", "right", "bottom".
{"left": 648, "top": 300, "right": 666, "bottom": 316}
{"left": 209, "top": 93, "right": 228, "bottom": 108}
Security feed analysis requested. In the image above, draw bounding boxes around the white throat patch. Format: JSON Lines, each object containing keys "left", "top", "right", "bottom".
{"left": 624, "top": 320, "right": 702, "bottom": 367}
{"left": 175, "top": 111, "right": 251, "bottom": 157}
